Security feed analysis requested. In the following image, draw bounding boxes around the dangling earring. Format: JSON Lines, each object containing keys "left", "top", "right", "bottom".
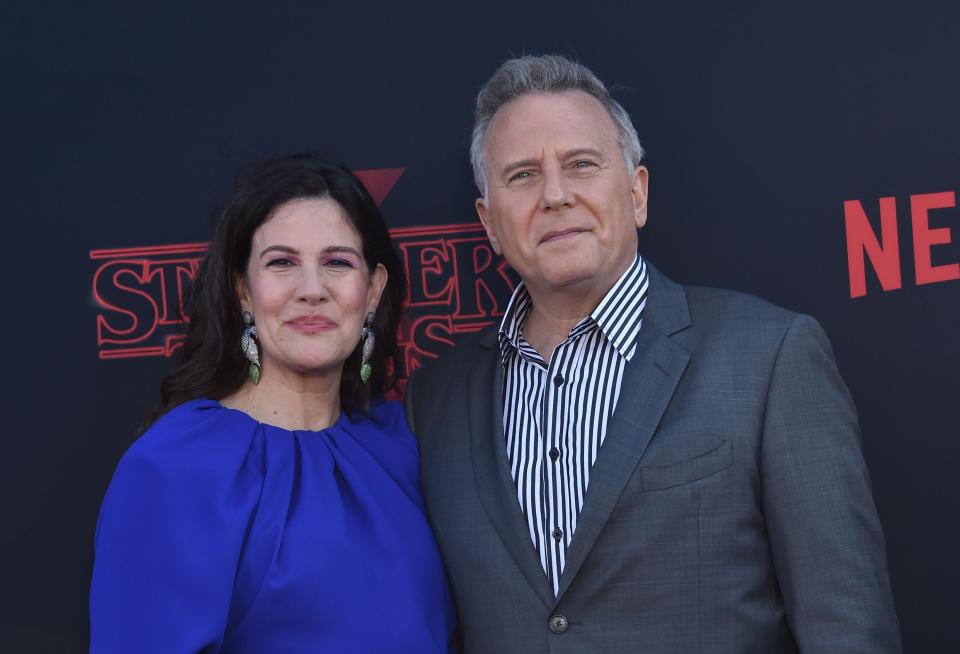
{"left": 360, "top": 312, "right": 375, "bottom": 384}
{"left": 241, "top": 311, "right": 261, "bottom": 385}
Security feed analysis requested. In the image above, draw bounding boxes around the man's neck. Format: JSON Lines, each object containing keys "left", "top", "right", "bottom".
{"left": 521, "top": 282, "right": 609, "bottom": 364}
{"left": 522, "top": 304, "right": 584, "bottom": 364}
{"left": 519, "top": 256, "right": 638, "bottom": 364}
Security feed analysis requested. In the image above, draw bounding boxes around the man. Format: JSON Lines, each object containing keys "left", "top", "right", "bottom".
{"left": 406, "top": 54, "right": 900, "bottom": 653}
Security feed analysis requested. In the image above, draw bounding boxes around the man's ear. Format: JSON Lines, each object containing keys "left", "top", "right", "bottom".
{"left": 367, "top": 263, "right": 388, "bottom": 315}
{"left": 475, "top": 197, "right": 502, "bottom": 255}
{"left": 631, "top": 165, "right": 650, "bottom": 230}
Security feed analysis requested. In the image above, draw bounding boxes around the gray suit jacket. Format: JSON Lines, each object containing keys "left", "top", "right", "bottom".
{"left": 406, "top": 263, "right": 901, "bottom": 653}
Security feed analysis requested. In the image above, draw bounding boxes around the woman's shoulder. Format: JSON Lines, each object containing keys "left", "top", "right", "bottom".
{"left": 97, "top": 399, "right": 266, "bottom": 546}
{"left": 92, "top": 400, "right": 268, "bottom": 638}
{"left": 346, "top": 399, "right": 416, "bottom": 449}
{"left": 116, "top": 398, "right": 263, "bottom": 490}
{"left": 365, "top": 399, "right": 408, "bottom": 428}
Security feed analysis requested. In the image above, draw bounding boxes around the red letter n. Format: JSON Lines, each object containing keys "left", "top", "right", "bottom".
{"left": 911, "top": 191, "right": 960, "bottom": 286}
{"left": 844, "top": 197, "right": 902, "bottom": 298}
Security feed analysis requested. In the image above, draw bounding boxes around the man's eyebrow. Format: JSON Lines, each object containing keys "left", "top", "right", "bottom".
{"left": 562, "top": 147, "right": 606, "bottom": 161}
{"left": 498, "top": 148, "right": 608, "bottom": 179}
{"left": 499, "top": 158, "right": 541, "bottom": 179}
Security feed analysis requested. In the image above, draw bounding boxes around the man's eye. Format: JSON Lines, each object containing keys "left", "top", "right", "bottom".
{"left": 508, "top": 171, "right": 532, "bottom": 182}
{"left": 572, "top": 160, "right": 596, "bottom": 169}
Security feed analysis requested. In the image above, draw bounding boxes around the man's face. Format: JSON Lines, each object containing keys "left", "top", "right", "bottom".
{"left": 476, "top": 91, "right": 648, "bottom": 300}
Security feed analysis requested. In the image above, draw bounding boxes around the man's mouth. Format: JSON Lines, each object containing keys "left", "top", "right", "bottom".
{"left": 541, "top": 228, "right": 585, "bottom": 243}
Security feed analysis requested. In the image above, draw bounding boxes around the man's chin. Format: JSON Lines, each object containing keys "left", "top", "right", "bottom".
{"left": 540, "top": 266, "right": 604, "bottom": 291}
{"left": 534, "top": 257, "right": 635, "bottom": 298}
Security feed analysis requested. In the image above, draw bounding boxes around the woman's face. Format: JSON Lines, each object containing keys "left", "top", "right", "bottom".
{"left": 239, "top": 197, "right": 387, "bottom": 382}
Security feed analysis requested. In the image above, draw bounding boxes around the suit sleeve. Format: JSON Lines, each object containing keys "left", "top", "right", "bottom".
{"left": 760, "top": 314, "right": 901, "bottom": 652}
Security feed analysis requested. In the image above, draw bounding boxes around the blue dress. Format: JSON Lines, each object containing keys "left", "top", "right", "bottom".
{"left": 89, "top": 399, "right": 457, "bottom": 653}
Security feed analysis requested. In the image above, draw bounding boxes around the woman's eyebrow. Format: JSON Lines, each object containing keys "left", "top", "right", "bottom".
{"left": 259, "top": 244, "right": 298, "bottom": 257}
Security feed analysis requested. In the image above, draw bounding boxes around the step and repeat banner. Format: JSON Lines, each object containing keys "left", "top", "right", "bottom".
{"left": 3, "top": 3, "right": 957, "bottom": 651}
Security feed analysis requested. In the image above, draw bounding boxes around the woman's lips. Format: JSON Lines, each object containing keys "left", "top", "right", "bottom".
{"left": 286, "top": 316, "right": 336, "bottom": 334}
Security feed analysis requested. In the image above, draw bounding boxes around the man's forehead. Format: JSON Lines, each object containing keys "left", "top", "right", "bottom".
{"left": 485, "top": 91, "right": 619, "bottom": 158}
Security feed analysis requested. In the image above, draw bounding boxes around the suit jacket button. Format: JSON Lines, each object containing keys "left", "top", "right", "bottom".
{"left": 549, "top": 614, "right": 569, "bottom": 634}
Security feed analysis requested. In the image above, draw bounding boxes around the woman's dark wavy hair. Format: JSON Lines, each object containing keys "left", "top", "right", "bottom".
{"left": 143, "top": 153, "right": 407, "bottom": 429}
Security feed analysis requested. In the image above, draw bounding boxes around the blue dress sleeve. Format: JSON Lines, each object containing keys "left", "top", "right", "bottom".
{"left": 89, "top": 400, "right": 264, "bottom": 654}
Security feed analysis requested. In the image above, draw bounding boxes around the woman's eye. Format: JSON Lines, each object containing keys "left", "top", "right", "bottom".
{"left": 324, "top": 258, "right": 357, "bottom": 271}
{"left": 266, "top": 257, "right": 293, "bottom": 267}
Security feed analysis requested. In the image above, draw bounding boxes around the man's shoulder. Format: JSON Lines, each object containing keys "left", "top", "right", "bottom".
{"left": 646, "top": 261, "right": 808, "bottom": 350}
{"left": 683, "top": 283, "right": 797, "bottom": 326}
{"left": 672, "top": 281, "right": 832, "bottom": 362}
{"left": 647, "top": 261, "right": 800, "bottom": 335}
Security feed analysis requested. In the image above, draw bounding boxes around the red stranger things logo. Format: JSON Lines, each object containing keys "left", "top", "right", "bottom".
{"left": 90, "top": 225, "right": 516, "bottom": 377}
{"left": 91, "top": 242, "right": 207, "bottom": 359}
{"left": 89, "top": 168, "right": 518, "bottom": 382}
{"left": 392, "top": 222, "right": 518, "bottom": 380}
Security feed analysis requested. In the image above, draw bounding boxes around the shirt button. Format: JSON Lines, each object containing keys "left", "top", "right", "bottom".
{"left": 549, "top": 614, "right": 569, "bottom": 634}
{"left": 553, "top": 373, "right": 564, "bottom": 386}
{"left": 552, "top": 528, "right": 563, "bottom": 541}
{"left": 549, "top": 447, "right": 560, "bottom": 461}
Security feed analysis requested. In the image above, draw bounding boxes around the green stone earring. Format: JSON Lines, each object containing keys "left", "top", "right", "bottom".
{"left": 241, "top": 311, "right": 261, "bottom": 384}
{"left": 360, "top": 312, "right": 375, "bottom": 384}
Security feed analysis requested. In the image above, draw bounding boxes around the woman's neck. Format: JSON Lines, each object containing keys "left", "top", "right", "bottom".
{"left": 221, "top": 364, "right": 343, "bottom": 431}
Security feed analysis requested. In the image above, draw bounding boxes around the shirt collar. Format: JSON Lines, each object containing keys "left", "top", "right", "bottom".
{"left": 497, "top": 254, "right": 649, "bottom": 364}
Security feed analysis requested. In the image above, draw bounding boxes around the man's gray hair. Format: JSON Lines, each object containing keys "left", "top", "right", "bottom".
{"left": 470, "top": 54, "right": 644, "bottom": 197}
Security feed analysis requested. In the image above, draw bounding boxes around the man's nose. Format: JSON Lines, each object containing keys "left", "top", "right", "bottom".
{"left": 539, "top": 166, "right": 574, "bottom": 212}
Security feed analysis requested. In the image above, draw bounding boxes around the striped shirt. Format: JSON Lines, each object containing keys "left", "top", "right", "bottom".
{"left": 498, "top": 255, "right": 649, "bottom": 595}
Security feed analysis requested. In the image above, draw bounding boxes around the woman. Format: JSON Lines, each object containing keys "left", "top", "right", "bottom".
{"left": 89, "top": 154, "right": 457, "bottom": 653}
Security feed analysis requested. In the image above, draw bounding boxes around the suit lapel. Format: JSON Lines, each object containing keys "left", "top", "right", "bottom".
{"left": 467, "top": 331, "right": 555, "bottom": 608}
{"left": 555, "top": 264, "right": 692, "bottom": 602}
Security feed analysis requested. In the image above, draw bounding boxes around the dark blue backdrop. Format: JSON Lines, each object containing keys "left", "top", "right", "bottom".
{"left": 2, "top": 2, "right": 957, "bottom": 651}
